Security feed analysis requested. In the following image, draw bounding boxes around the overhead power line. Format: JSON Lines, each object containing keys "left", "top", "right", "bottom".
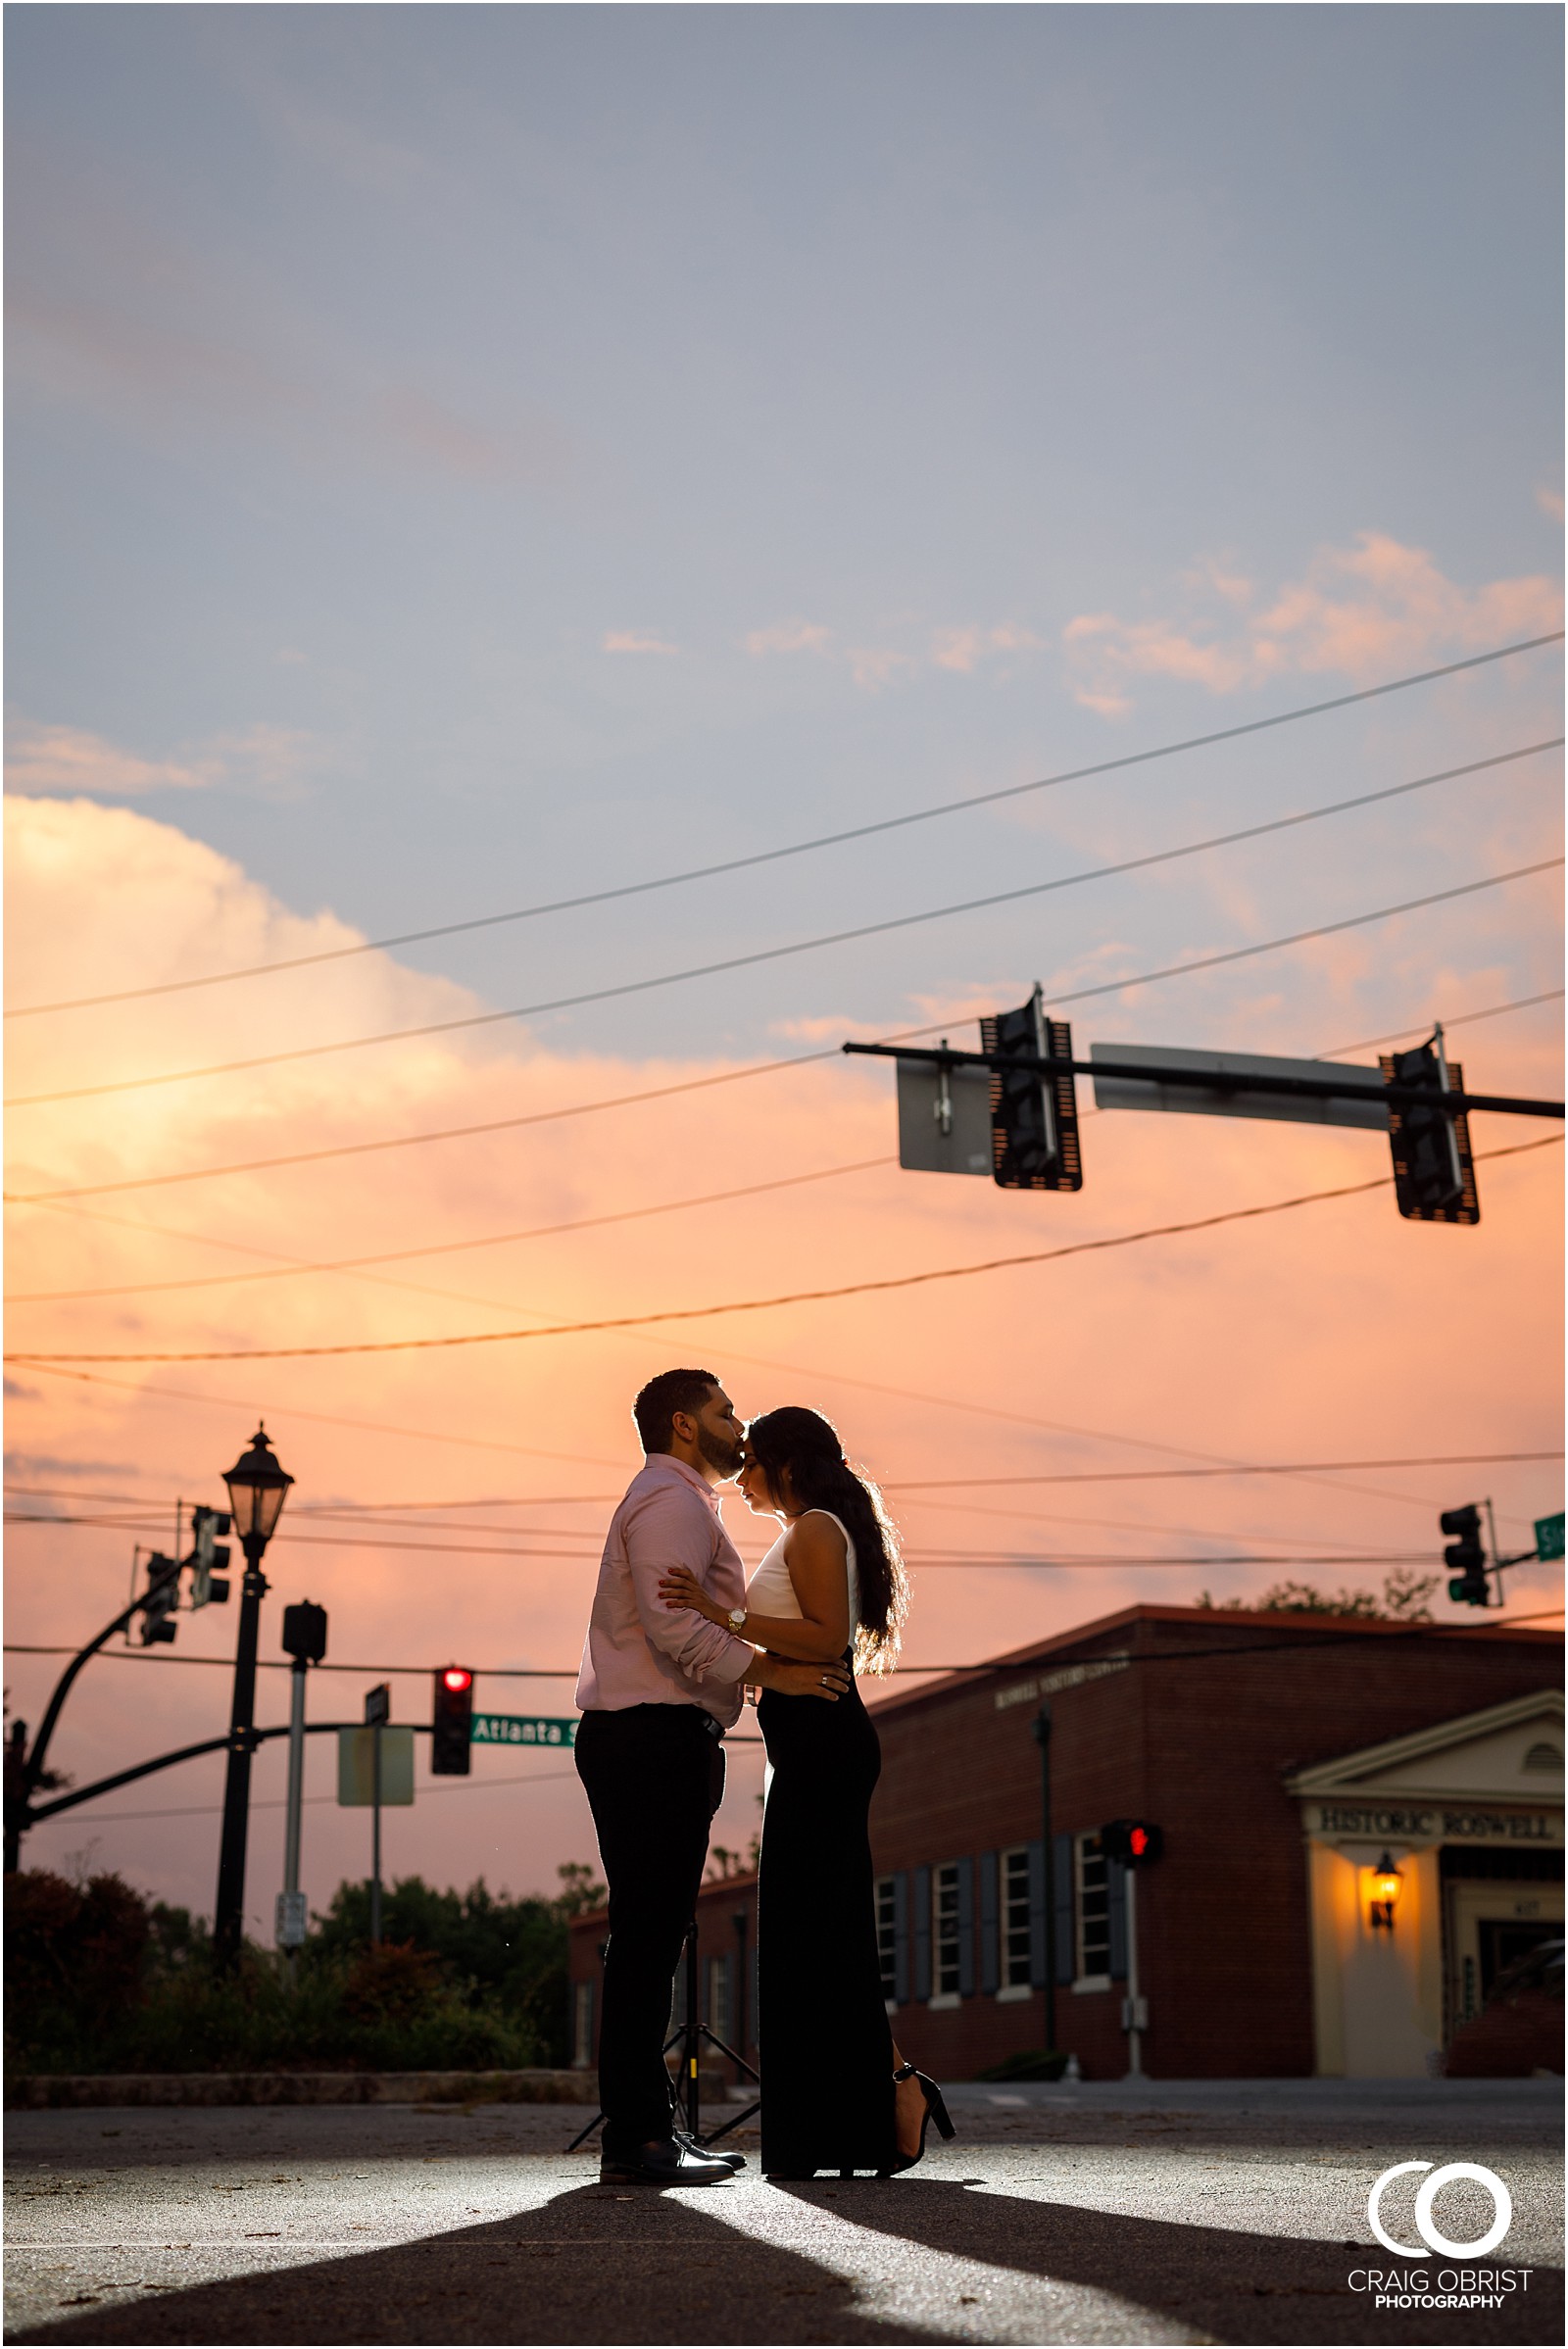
{"left": 1317, "top": 988, "right": 1564, "bottom": 1059}
{"left": 8, "top": 860, "right": 1561, "bottom": 1207}
{"left": 6, "top": 986, "right": 1557, "bottom": 1328}
{"left": 9, "top": 1133, "right": 1557, "bottom": 1366}
{"left": 9, "top": 741, "right": 1557, "bottom": 1108}
{"left": 3, "top": 1154, "right": 896, "bottom": 1306}
{"left": 10, "top": 1451, "right": 1548, "bottom": 1517}
{"left": 10, "top": 631, "right": 1559, "bottom": 1023}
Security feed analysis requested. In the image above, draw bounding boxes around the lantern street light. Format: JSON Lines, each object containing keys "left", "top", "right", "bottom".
{"left": 1369, "top": 1850, "right": 1403, "bottom": 1933}
{"left": 213, "top": 1426, "right": 294, "bottom": 1967}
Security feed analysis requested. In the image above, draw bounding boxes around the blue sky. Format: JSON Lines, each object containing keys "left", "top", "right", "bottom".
{"left": 7, "top": 5, "right": 1562, "bottom": 1061}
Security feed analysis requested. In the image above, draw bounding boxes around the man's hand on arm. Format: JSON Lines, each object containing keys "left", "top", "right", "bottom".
{"left": 748, "top": 1652, "right": 851, "bottom": 1701}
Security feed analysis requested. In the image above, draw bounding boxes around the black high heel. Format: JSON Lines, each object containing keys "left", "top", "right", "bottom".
{"left": 879, "top": 2061, "right": 956, "bottom": 2175}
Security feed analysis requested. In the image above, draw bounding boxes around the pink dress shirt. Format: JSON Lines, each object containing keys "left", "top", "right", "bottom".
{"left": 574, "top": 1455, "right": 753, "bottom": 1727}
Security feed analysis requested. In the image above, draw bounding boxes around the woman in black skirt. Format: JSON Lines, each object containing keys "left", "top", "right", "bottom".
{"left": 660, "top": 1405, "right": 953, "bottom": 2179}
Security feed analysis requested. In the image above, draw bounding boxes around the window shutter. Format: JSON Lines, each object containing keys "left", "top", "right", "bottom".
{"left": 979, "top": 1850, "right": 1000, "bottom": 1994}
{"left": 956, "top": 1856, "right": 976, "bottom": 1996}
{"left": 893, "top": 1871, "right": 909, "bottom": 2006}
{"left": 1107, "top": 1857, "right": 1128, "bottom": 1981}
{"left": 912, "top": 1864, "right": 932, "bottom": 2001}
{"left": 1026, "top": 1840, "right": 1046, "bottom": 1988}
{"left": 1053, "top": 1832, "right": 1075, "bottom": 1985}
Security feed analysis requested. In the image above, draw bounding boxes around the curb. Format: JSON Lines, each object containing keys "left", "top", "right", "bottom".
{"left": 6, "top": 2069, "right": 601, "bottom": 2111}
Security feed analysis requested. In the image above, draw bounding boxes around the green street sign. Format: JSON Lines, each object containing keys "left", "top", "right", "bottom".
{"left": 470, "top": 1713, "right": 576, "bottom": 1749}
{"left": 1535, "top": 1512, "right": 1565, "bottom": 1563}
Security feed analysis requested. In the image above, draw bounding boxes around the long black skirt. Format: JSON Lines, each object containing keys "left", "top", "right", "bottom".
{"left": 756, "top": 1663, "right": 897, "bottom": 2176}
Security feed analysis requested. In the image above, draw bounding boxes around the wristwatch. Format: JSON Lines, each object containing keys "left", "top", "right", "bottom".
{"left": 727, "top": 1606, "right": 748, "bottom": 1634}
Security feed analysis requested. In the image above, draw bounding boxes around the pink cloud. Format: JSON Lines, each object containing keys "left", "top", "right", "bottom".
{"left": 744, "top": 620, "right": 832, "bottom": 656}
{"left": 4, "top": 717, "right": 324, "bottom": 801}
{"left": 1064, "top": 532, "right": 1564, "bottom": 712}
{"left": 601, "top": 631, "right": 680, "bottom": 656}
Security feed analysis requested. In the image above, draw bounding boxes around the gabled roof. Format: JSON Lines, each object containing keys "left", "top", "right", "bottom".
{"left": 1285, "top": 1688, "right": 1565, "bottom": 1806}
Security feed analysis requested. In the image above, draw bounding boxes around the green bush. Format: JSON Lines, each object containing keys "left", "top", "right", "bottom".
{"left": 4, "top": 1867, "right": 580, "bottom": 2077}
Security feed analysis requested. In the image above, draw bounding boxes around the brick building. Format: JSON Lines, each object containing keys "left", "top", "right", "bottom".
{"left": 567, "top": 1603, "right": 1562, "bottom": 2082}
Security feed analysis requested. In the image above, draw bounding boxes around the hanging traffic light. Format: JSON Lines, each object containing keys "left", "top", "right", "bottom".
{"left": 979, "top": 986, "right": 1083, "bottom": 1192}
{"left": 431, "top": 1666, "right": 474, "bottom": 1776}
{"left": 1381, "top": 1030, "right": 1480, "bottom": 1224}
{"left": 1101, "top": 1819, "right": 1164, "bottom": 1867}
{"left": 188, "top": 1505, "right": 232, "bottom": 1608}
{"left": 138, "top": 1552, "right": 180, "bottom": 1644}
{"left": 1442, "top": 1504, "right": 1490, "bottom": 1605}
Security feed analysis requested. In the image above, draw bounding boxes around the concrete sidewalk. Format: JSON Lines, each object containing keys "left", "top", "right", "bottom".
{"left": 4, "top": 2081, "right": 1561, "bottom": 2345}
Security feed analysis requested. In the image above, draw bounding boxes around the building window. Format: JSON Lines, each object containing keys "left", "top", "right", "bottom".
{"left": 1001, "top": 1846, "right": 1033, "bottom": 1987}
{"left": 933, "top": 1862, "right": 961, "bottom": 1996}
{"left": 705, "top": 1955, "right": 730, "bottom": 2043}
{"left": 1075, "top": 1832, "right": 1110, "bottom": 1982}
{"left": 875, "top": 1876, "right": 898, "bottom": 2003}
{"left": 571, "top": 1979, "right": 594, "bottom": 2069}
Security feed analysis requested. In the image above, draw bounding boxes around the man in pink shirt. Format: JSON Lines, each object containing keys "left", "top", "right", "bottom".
{"left": 574, "top": 1366, "right": 848, "bottom": 2185}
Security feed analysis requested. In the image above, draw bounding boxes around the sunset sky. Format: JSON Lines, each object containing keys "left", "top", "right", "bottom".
{"left": 5, "top": 6, "right": 1562, "bottom": 1933}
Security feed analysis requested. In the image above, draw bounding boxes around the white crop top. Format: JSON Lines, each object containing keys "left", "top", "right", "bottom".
{"left": 747, "top": 1508, "right": 859, "bottom": 1634}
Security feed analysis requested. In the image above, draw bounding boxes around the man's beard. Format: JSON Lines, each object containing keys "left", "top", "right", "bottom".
{"left": 696, "top": 1424, "right": 743, "bottom": 1478}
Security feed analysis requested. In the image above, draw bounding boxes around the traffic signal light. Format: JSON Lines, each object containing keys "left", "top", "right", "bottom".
{"left": 188, "top": 1505, "right": 231, "bottom": 1608}
{"left": 979, "top": 987, "right": 1083, "bottom": 1192}
{"left": 281, "top": 1601, "right": 328, "bottom": 1664}
{"left": 1443, "top": 1504, "right": 1490, "bottom": 1605}
{"left": 139, "top": 1552, "right": 180, "bottom": 1644}
{"left": 1381, "top": 1033, "right": 1479, "bottom": 1225}
{"left": 431, "top": 1666, "right": 474, "bottom": 1775}
{"left": 1101, "top": 1818, "right": 1163, "bottom": 1868}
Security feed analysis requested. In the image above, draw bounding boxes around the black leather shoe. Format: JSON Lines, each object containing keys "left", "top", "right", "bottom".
{"left": 600, "top": 2136, "right": 734, "bottom": 2185}
{"left": 675, "top": 2129, "right": 746, "bottom": 2172}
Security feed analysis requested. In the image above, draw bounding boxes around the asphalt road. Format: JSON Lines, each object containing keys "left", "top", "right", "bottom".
{"left": 4, "top": 2080, "right": 1561, "bottom": 2347}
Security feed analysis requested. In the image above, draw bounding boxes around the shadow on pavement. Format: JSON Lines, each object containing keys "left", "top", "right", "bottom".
{"left": 7, "top": 2178, "right": 947, "bottom": 2347}
{"left": 769, "top": 2178, "right": 1565, "bottom": 2348}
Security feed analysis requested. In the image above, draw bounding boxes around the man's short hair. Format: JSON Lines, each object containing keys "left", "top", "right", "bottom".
{"left": 633, "top": 1368, "right": 720, "bottom": 1455}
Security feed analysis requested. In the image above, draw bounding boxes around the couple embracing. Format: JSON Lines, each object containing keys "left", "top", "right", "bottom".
{"left": 573, "top": 1367, "right": 954, "bottom": 2184}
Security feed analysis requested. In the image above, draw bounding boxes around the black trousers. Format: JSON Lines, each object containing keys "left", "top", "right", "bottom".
{"left": 757, "top": 1658, "right": 895, "bottom": 2175}
{"left": 574, "top": 1704, "right": 725, "bottom": 2153}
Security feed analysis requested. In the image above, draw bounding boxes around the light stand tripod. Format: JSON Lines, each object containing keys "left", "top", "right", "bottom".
{"left": 566, "top": 1921, "right": 760, "bottom": 2151}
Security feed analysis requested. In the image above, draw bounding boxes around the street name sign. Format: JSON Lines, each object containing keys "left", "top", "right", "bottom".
{"left": 470, "top": 1713, "right": 577, "bottom": 1748}
{"left": 1535, "top": 1512, "right": 1565, "bottom": 1562}
{"left": 1090, "top": 1044, "right": 1391, "bottom": 1130}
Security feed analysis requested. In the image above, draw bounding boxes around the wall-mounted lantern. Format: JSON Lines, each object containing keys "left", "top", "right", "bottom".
{"left": 1367, "top": 1850, "right": 1403, "bottom": 1933}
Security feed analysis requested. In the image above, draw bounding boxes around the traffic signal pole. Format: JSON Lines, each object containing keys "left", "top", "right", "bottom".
{"left": 844, "top": 1038, "right": 1564, "bottom": 1123}
{"left": 3, "top": 1561, "right": 181, "bottom": 1871}
{"left": 1123, "top": 1871, "right": 1144, "bottom": 2080}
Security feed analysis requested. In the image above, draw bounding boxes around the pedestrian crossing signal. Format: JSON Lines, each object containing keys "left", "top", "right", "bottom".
{"left": 1101, "top": 1818, "right": 1163, "bottom": 1868}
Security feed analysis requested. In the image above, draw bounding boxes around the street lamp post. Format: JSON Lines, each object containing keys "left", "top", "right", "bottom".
{"left": 213, "top": 1426, "right": 294, "bottom": 1969}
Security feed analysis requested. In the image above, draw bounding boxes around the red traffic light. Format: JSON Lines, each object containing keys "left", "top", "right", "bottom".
{"left": 442, "top": 1667, "right": 472, "bottom": 1692}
